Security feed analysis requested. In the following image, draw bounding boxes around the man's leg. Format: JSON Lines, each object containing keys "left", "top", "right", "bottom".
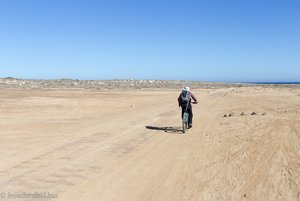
{"left": 188, "top": 103, "right": 193, "bottom": 127}
{"left": 181, "top": 104, "right": 186, "bottom": 119}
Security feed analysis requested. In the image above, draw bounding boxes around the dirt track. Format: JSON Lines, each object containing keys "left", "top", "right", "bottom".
{"left": 0, "top": 87, "right": 299, "bottom": 201}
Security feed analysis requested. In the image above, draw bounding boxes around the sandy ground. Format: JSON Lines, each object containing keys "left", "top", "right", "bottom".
{"left": 0, "top": 87, "right": 299, "bottom": 201}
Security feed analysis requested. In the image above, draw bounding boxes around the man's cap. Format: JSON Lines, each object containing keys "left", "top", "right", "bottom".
{"left": 183, "top": 86, "right": 190, "bottom": 92}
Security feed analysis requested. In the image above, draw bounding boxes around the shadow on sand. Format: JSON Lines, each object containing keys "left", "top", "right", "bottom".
{"left": 145, "top": 126, "right": 183, "bottom": 134}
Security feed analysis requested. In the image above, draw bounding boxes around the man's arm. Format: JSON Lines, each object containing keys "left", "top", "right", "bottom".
{"left": 191, "top": 92, "right": 197, "bottom": 102}
{"left": 178, "top": 93, "right": 182, "bottom": 107}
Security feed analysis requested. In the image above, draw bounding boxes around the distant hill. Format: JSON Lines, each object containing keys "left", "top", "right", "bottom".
{"left": 0, "top": 77, "right": 243, "bottom": 89}
{"left": 2, "top": 77, "right": 297, "bottom": 89}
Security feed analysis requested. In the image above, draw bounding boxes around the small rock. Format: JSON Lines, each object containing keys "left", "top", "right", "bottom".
{"left": 261, "top": 112, "right": 266, "bottom": 115}
{"left": 240, "top": 112, "right": 244, "bottom": 116}
{"left": 223, "top": 114, "right": 227, "bottom": 117}
{"left": 251, "top": 112, "right": 257, "bottom": 115}
{"left": 228, "top": 113, "right": 232, "bottom": 117}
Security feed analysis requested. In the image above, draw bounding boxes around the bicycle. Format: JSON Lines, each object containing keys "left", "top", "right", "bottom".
{"left": 182, "top": 101, "right": 198, "bottom": 133}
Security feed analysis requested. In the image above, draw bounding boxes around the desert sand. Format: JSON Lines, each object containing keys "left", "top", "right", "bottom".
{"left": 0, "top": 86, "right": 299, "bottom": 201}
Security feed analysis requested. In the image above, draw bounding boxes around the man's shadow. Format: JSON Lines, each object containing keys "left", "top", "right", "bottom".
{"left": 145, "top": 126, "right": 183, "bottom": 134}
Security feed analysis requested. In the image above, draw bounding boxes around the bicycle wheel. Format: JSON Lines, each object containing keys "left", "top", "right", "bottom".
{"left": 182, "top": 112, "right": 189, "bottom": 133}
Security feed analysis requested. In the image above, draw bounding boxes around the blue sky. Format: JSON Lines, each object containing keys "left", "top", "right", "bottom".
{"left": 0, "top": 0, "right": 299, "bottom": 82}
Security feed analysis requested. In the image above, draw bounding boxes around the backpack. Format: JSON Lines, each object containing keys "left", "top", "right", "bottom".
{"left": 181, "top": 91, "right": 190, "bottom": 104}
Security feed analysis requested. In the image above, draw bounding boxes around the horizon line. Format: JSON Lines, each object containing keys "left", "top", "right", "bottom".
{"left": 1, "top": 77, "right": 300, "bottom": 84}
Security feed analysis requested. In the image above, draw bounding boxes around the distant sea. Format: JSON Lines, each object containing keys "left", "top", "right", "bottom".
{"left": 244, "top": 82, "right": 300, "bottom": 85}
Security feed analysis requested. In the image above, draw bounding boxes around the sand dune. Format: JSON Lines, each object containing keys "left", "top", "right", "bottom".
{"left": 0, "top": 86, "right": 299, "bottom": 201}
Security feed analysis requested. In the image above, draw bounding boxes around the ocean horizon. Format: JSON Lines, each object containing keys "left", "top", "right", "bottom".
{"left": 244, "top": 82, "right": 300, "bottom": 85}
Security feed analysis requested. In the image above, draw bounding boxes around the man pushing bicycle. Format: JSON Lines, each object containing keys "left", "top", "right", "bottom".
{"left": 178, "top": 86, "right": 198, "bottom": 129}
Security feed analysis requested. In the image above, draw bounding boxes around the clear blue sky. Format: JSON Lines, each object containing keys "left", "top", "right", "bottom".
{"left": 0, "top": 0, "right": 299, "bottom": 82}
